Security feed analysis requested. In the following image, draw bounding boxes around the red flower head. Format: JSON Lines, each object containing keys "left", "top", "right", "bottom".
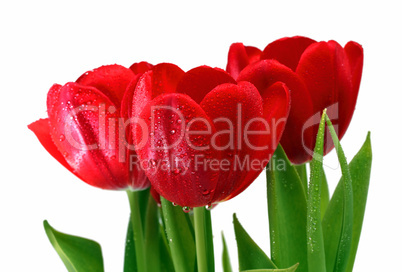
{"left": 227, "top": 36, "right": 363, "bottom": 164}
{"left": 131, "top": 63, "right": 290, "bottom": 207}
{"left": 29, "top": 63, "right": 153, "bottom": 190}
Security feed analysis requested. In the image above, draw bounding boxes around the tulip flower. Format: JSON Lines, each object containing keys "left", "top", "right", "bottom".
{"left": 131, "top": 63, "right": 290, "bottom": 207}
{"left": 227, "top": 36, "right": 363, "bottom": 164}
{"left": 29, "top": 63, "right": 153, "bottom": 190}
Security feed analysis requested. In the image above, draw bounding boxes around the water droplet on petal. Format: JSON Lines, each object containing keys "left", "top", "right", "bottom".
{"left": 170, "top": 129, "right": 176, "bottom": 135}
{"left": 59, "top": 134, "right": 65, "bottom": 142}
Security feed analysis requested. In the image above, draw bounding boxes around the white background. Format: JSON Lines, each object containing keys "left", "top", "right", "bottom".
{"left": 1, "top": 0, "right": 401, "bottom": 271}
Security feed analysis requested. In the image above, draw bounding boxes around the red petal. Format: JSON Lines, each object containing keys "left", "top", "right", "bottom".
{"left": 342, "top": 41, "right": 363, "bottom": 136}
{"left": 176, "top": 66, "right": 236, "bottom": 104}
{"left": 150, "top": 63, "right": 185, "bottom": 97}
{"left": 131, "top": 63, "right": 185, "bottom": 121}
{"left": 226, "top": 43, "right": 262, "bottom": 80}
{"left": 261, "top": 36, "right": 316, "bottom": 71}
{"left": 28, "top": 118, "right": 80, "bottom": 177}
{"left": 296, "top": 41, "right": 354, "bottom": 154}
{"left": 227, "top": 82, "right": 290, "bottom": 200}
{"left": 129, "top": 61, "right": 153, "bottom": 75}
{"left": 121, "top": 74, "right": 142, "bottom": 120}
{"left": 200, "top": 81, "right": 266, "bottom": 203}
{"left": 47, "top": 82, "right": 130, "bottom": 190}
{"left": 133, "top": 93, "right": 219, "bottom": 207}
{"left": 238, "top": 60, "right": 315, "bottom": 164}
{"left": 245, "top": 46, "right": 262, "bottom": 64}
{"left": 76, "top": 64, "right": 135, "bottom": 107}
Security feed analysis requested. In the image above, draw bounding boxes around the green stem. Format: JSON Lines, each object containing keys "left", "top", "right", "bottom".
{"left": 194, "top": 206, "right": 213, "bottom": 272}
{"left": 126, "top": 190, "right": 146, "bottom": 272}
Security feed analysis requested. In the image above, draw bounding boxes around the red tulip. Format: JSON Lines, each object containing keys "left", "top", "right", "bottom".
{"left": 227, "top": 36, "right": 363, "bottom": 164}
{"left": 29, "top": 63, "right": 153, "bottom": 190}
{"left": 131, "top": 63, "right": 290, "bottom": 207}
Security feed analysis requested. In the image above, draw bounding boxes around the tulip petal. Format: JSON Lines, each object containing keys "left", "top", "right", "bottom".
{"left": 121, "top": 74, "right": 142, "bottom": 120}
{"left": 28, "top": 118, "right": 80, "bottom": 177}
{"left": 129, "top": 61, "right": 153, "bottom": 75}
{"left": 131, "top": 64, "right": 185, "bottom": 120}
{"left": 296, "top": 41, "right": 354, "bottom": 154}
{"left": 200, "top": 81, "right": 266, "bottom": 202}
{"left": 342, "top": 41, "right": 363, "bottom": 136}
{"left": 261, "top": 36, "right": 316, "bottom": 71}
{"left": 238, "top": 60, "right": 315, "bottom": 164}
{"left": 176, "top": 66, "right": 236, "bottom": 104}
{"left": 76, "top": 64, "right": 135, "bottom": 107}
{"left": 226, "top": 43, "right": 262, "bottom": 80}
{"left": 227, "top": 82, "right": 291, "bottom": 200}
{"left": 47, "top": 82, "right": 129, "bottom": 189}
{"left": 134, "top": 93, "right": 219, "bottom": 207}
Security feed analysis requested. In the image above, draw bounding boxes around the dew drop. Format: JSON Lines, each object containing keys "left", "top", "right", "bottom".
{"left": 172, "top": 202, "right": 177, "bottom": 206}
{"left": 172, "top": 168, "right": 182, "bottom": 175}
{"left": 59, "top": 134, "right": 65, "bottom": 142}
{"left": 182, "top": 206, "right": 190, "bottom": 213}
{"left": 206, "top": 203, "right": 213, "bottom": 210}
{"left": 170, "top": 129, "right": 176, "bottom": 135}
{"left": 202, "top": 189, "right": 210, "bottom": 196}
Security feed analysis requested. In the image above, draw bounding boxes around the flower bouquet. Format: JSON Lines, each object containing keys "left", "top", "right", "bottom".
{"left": 29, "top": 36, "right": 371, "bottom": 272}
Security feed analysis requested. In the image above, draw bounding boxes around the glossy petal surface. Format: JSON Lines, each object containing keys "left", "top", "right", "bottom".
{"left": 76, "top": 64, "right": 135, "bottom": 107}
{"left": 134, "top": 93, "right": 220, "bottom": 207}
{"left": 47, "top": 82, "right": 129, "bottom": 189}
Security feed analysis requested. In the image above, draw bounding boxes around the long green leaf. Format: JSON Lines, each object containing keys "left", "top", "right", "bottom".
{"left": 160, "top": 197, "right": 195, "bottom": 272}
{"left": 320, "top": 167, "right": 330, "bottom": 220}
{"left": 323, "top": 132, "right": 371, "bottom": 272}
{"left": 266, "top": 145, "right": 307, "bottom": 271}
{"left": 144, "top": 195, "right": 160, "bottom": 272}
{"left": 241, "top": 263, "right": 299, "bottom": 272}
{"left": 159, "top": 221, "right": 175, "bottom": 272}
{"left": 124, "top": 217, "right": 137, "bottom": 272}
{"left": 306, "top": 110, "right": 327, "bottom": 272}
{"left": 294, "top": 164, "right": 308, "bottom": 194}
{"left": 345, "top": 132, "right": 372, "bottom": 272}
{"left": 325, "top": 116, "right": 354, "bottom": 272}
{"left": 222, "top": 232, "right": 233, "bottom": 272}
{"left": 43, "top": 220, "right": 104, "bottom": 272}
{"left": 233, "top": 214, "right": 277, "bottom": 270}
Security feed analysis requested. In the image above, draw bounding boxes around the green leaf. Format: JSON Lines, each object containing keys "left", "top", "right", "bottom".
{"left": 320, "top": 166, "right": 330, "bottom": 220}
{"left": 43, "top": 220, "right": 104, "bottom": 272}
{"left": 241, "top": 263, "right": 299, "bottom": 272}
{"left": 160, "top": 197, "right": 196, "bottom": 272}
{"left": 324, "top": 116, "right": 354, "bottom": 272}
{"left": 144, "top": 195, "right": 160, "bottom": 272}
{"left": 159, "top": 221, "right": 175, "bottom": 272}
{"left": 294, "top": 164, "right": 308, "bottom": 194}
{"left": 345, "top": 132, "right": 372, "bottom": 272}
{"left": 233, "top": 214, "right": 277, "bottom": 270}
{"left": 266, "top": 145, "right": 307, "bottom": 271}
{"left": 124, "top": 216, "right": 137, "bottom": 272}
{"left": 222, "top": 232, "right": 233, "bottom": 272}
{"left": 306, "top": 110, "right": 327, "bottom": 272}
{"left": 323, "top": 132, "right": 372, "bottom": 272}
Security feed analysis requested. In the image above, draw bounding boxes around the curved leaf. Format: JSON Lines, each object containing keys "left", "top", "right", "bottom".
{"left": 43, "top": 220, "right": 104, "bottom": 272}
{"left": 323, "top": 132, "right": 372, "bottom": 272}
{"left": 306, "top": 110, "right": 327, "bottom": 272}
{"left": 241, "top": 263, "right": 299, "bottom": 272}
{"left": 222, "top": 232, "right": 233, "bottom": 272}
{"left": 324, "top": 116, "right": 354, "bottom": 272}
{"left": 266, "top": 145, "right": 307, "bottom": 271}
{"left": 233, "top": 214, "right": 277, "bottom": 270}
